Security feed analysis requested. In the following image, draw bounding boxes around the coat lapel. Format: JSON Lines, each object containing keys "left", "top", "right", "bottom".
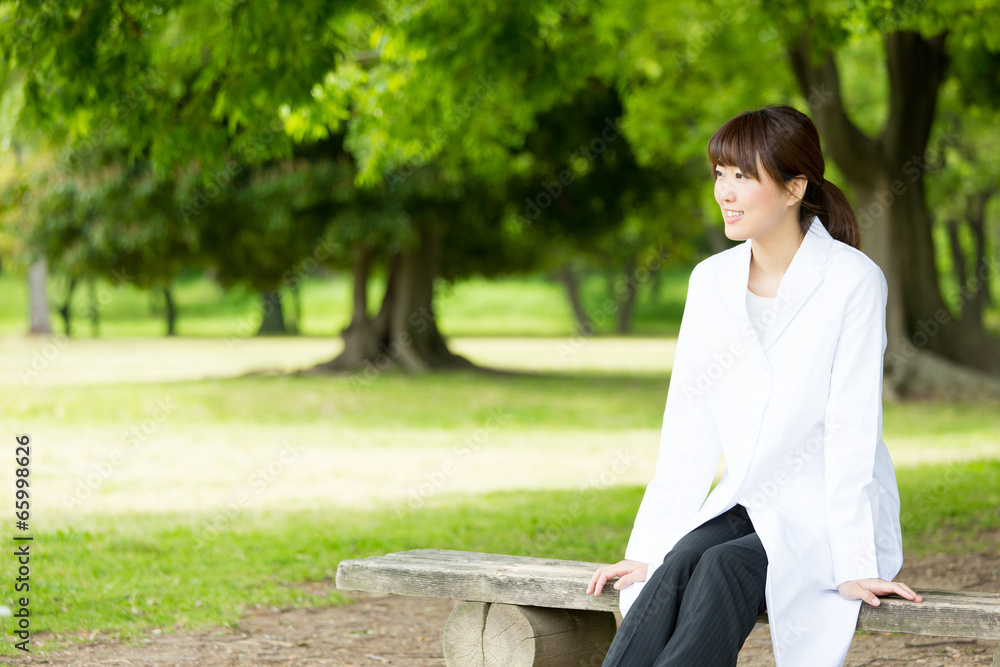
{"left": 722, "top": 216, "right": 833, "bottom": 354}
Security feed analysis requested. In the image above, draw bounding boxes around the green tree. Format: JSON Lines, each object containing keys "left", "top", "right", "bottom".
{"left": 608, "top": 0, "right": 1000, "bottom": 393}
{"left": 777, "top": 4, "right": 1000, "bottom": 390}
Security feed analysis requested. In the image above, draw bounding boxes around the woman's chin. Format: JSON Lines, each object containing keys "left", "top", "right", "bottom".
{"left": 724, "top": 226, "right": 750, "bottom": 241}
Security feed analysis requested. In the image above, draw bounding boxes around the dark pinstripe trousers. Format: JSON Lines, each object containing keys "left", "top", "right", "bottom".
{"left": 602, "top": 503, "right": 768, "bottom": 667}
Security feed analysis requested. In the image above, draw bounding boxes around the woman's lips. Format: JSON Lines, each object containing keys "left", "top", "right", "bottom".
{"left": 724, "top": 210, "right": 744, "bottom": 224}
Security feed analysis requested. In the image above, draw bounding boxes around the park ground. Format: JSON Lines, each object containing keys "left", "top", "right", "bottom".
{"left": 0, "top": 274, "right": 998, "bottom": 665}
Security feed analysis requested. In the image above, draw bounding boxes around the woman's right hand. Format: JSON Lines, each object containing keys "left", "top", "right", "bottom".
{"left": 586, "top": 560, "right": 648, "bottom": 596}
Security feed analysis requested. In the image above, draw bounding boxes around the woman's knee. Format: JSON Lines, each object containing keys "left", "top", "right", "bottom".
{"left": 696, "top": 542, "right": 761, "bottom": 575}
{"left": 691, "top": 544, "right": 768, "bottom": 605}
{"left": 661, "top": 546, "right": 703, "bottom": 571}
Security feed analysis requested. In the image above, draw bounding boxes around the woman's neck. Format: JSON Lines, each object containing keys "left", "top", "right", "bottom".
{"left": 748, "top": 217, "right": 806, "bottom": 297}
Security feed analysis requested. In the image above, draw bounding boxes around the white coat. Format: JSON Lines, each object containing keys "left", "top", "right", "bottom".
{"left": 620, "top": 215, "right": 904, "bottom": 666}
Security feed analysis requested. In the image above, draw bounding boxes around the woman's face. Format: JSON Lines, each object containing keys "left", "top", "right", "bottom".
{"left": 713, "top": 160, "right": 798, "bottom": 242}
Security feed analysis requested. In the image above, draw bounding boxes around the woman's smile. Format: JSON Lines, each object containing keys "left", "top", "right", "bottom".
{"left": 724, "top": 209, "right": 745, "bottom": 224}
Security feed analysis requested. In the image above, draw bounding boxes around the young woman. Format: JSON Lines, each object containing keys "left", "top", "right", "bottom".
{"left": 585, "top": 105, "right": 923, "bottom": 667}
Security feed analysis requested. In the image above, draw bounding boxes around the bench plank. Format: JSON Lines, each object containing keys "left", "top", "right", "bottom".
{"left": 337, "top": 549, "right": 620, "bottom": 613}
{"left": 336, "top": 549, "right": 1000, "bottom": 641}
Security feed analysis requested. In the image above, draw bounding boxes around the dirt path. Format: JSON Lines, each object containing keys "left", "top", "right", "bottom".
{"left": 6, "top": 549, "right": 998, "bottom": 666}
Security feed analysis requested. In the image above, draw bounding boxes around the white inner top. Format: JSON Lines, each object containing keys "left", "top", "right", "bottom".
{"left": 746, "top": 287, "right": 776, "bottom": 341}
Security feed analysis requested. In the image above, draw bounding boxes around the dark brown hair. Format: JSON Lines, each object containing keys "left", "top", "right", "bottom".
{"left": 707, "top": 105, "right": 861, "bottom": 249}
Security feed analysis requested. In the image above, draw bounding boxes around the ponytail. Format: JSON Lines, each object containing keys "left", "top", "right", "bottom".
{"left": 800, "top": 178, "right": 861, "bottom": 250}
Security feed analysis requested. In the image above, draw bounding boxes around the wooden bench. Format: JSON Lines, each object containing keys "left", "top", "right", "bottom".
{"left": 336, "top": 549, "right": 1000, "bottom": 666}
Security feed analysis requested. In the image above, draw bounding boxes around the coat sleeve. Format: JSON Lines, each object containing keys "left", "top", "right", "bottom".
{"left": 823, "top": 262, "right": 888, "bottom": 587}
{"left": 623, "top": 263, "right": 722, "bottom": 570}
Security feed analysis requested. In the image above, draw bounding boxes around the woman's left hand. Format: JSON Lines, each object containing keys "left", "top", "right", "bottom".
{"left": 837, "top": 578, "right": 923, "bottom": 606}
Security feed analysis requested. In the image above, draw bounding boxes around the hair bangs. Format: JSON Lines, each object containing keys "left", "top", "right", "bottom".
{"left": 707, "top": 111, "right": 771, "bottom": 180}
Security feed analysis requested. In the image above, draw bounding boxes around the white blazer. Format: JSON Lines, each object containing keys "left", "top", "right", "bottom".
{"left": 621, "top": 215, "right": 904, "bottom": 666}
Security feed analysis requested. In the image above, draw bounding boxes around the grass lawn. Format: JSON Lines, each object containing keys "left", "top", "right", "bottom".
{"left": 0, "top": 462, "right": 997, "bottom": 655}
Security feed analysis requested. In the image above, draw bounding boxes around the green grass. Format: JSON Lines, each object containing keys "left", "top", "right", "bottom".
{"left": 2, "top": 460, "right": 999, "bottom": 655}
{"left": 5, "top": 371, "right": 671, "bottom": 429}
{"left": 4, "top": 371, "right": 996, "bottom": 454}
{"left": 0, "top": 487, "right": 642, "bottom": 652}
{"left": 897, "top": 459, "right": 1000, "bottom": 551}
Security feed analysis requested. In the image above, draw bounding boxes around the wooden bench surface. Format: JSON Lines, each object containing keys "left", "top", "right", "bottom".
{"left": 336, "top": 549, "right": 1000, "bottom": 641}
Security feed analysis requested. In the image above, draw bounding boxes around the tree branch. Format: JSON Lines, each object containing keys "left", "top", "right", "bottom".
{"left": 787, "top": 31, "right": 880, "bottom": 185}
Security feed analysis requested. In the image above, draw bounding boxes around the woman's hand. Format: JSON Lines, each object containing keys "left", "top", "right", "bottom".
{"left": 587, "top": 560, "right": 648, "bottom": 596}
{"left": 837, "top": 578, "right": 923, "bottom": 606}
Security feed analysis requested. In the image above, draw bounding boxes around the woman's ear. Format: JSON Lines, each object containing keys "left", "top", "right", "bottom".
{"left": 786, "top": 175, "right": 808, "bottom": 205}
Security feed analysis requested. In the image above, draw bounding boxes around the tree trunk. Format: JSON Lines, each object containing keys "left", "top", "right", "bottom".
{"left": 789, "top": 29, "right": 1000, "bottom": 399}
{"left": 388, "top": 217, "right": 471, "bottom": 371}
{"left": 558, "top": 263, "right": 591, "bottom": 332}
{"left": 322, "top": 246, "right": 385, "bottom": 368}
{"left": 87, "top": 279, "right": 100, "bottom": 337}
{"left": 163, "top": 286, "right": 177, "bottom": 336}
{"left": 313, "top": 218, "right": 475, "bottom": 373}
{"left": 649, "top": 269, "right": 663, "bottom": 305}
{"left": 945, "top": 217, "right": 965, "bottom": 302}
{"left": 59, "top": 276, "right": 78, "bottom": 337}
{"left": 28, "top": 259, "right": 52, "bottom": 335}
{"left": 256, "top": 290, "right": 286, "bottom": 335}
{"left": 616, "top": 253, "right": 638, "bottom": 334}
{"left": 288, "top": 282, "right": 302, "bottom": 334}
{"left": 963, "top": 190, "right": 993, "bottom": 326}
{"left": 944, "top": 217, "right": 979, "bottom": 329}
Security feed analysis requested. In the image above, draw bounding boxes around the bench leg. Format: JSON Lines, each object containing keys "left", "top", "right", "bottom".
{"left": 443, "top": 601, "right": 617, "bottom": 667}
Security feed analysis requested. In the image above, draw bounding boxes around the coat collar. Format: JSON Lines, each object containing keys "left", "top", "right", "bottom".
{"left": 722, "top": 215, "right": 833, "bottom": 353}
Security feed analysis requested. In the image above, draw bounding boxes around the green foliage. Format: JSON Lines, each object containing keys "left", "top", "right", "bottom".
{"left": 344, "top": 0, "right": 627, "bottom": 186}
{"left": 2, "top": 0, "right": 999, "bottom": 340}
{"left": 0, "top": 0, "right": 359, "bottom": 172}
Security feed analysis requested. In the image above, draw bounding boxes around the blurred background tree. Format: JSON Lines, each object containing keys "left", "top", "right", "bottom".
{"left": 1, "top": 0, "right": 997, "bottom": 395}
